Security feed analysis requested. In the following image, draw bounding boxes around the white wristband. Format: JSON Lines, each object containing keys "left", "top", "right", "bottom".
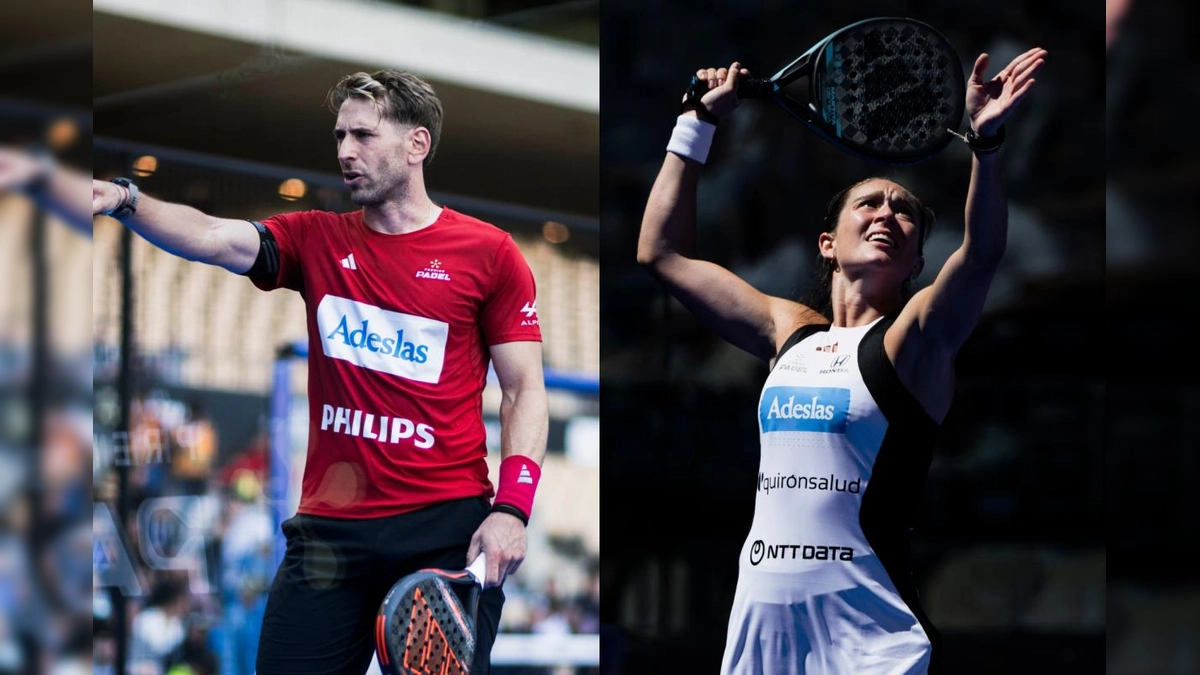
{"left": 666, "top": 115, "right": 717, "bottom": 164}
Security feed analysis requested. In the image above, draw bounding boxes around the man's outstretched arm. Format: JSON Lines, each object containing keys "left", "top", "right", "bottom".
{"left": 93, "top": 177, "right": 260, "bottom": 273}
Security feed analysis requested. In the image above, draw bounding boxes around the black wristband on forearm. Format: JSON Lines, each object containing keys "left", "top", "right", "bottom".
{"left": 489, "top": 503, "right": 529, "bottom": 526}
{"left": 965, "top": 125, "right": 1005, "bottom": 155}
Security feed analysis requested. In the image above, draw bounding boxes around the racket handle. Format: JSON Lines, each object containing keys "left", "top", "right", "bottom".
{"left": 736, "top": 77, "right": 773, "bottom": 99}
{"left": 466, "top": 553, "right": 487, "bottom": 586}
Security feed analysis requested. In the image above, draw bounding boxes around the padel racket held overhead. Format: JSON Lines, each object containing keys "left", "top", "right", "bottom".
{"left": 714, "top": 17, "right": 966, "bottom": 163}
{"left": 376, "top": 553, "right": 487, "bottom": 675}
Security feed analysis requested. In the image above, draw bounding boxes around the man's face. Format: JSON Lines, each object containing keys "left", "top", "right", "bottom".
{"left": 334, "top": 97, "right": 412, "bottom": 206}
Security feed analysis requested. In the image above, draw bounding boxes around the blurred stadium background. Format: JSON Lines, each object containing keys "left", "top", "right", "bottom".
{"left": 0, "top": 1, "right": 92, "bottom": 673}
{"left": 599, "top": 1, "right": 1104, "bottom": 673}
{"left": 89, "top": 1, "right": 599, "bottom": 673}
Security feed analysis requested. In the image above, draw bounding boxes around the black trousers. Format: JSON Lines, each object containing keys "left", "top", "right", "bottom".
{"left": 255, "top": 497, "right": 504, "bottom": 674}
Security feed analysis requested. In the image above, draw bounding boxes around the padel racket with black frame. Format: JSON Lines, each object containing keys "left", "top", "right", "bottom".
{"left": 710, "top": 17, "right": 966, "bottom": 163}
{"left": 376, "top": 553, "right": 487, "bottom": 675}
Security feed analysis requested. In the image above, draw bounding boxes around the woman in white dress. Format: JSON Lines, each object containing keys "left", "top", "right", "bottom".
{"left": 636, "top": 47, "right": 1045, "bottom": 674}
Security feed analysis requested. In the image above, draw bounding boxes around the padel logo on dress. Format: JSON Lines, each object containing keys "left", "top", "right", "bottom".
{"left": 317, "top": 295, "right": 448, "bottom": 384}
{"left": 759, "top": 386, "right": 850, "bottom": 433}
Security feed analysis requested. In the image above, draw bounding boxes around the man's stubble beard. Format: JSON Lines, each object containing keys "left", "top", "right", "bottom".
{"left": 349, "top": 167, "right": 411, "bottom": 207}
{"left": 349, "top": 182, "right": 384, "bottom": 206}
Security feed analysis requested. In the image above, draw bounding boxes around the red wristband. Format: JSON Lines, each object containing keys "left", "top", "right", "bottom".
{"left": 493, "top": 455, "right": 541, "bottom": 522}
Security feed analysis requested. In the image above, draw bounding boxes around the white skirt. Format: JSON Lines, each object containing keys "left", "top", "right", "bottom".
{"left": 720, "top": 570, "right": 932, "bottom": 675}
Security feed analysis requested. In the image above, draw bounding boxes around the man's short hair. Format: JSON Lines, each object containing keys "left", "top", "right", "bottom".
{"left": 326, "top": 69, "right": 444, "bottom": 166}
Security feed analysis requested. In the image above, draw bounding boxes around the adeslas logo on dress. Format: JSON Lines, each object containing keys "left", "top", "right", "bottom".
{"left": 759, "top": 386, "right": 851, "bottom": 433}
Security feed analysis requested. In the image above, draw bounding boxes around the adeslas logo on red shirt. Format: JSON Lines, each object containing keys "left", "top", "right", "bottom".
{"left": 324, "top": 315, "right": 430, "bottom": 363}
{"left": 316, "top": 295, "right": 449, "bottom": 384}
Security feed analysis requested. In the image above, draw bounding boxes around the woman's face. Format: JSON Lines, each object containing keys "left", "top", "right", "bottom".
{"left": 821, "top": 179, "right": 924, "bottom": 286}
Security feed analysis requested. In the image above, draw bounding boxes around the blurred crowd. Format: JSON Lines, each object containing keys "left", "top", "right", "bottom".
{"left": 90, "top": 383, "right": 599, "bottom": 675}
{"left": 93, "top": 390, "right": 273, "bottom": 675}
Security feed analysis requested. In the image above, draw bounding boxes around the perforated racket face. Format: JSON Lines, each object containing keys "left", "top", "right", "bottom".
{"left": 377, "top": 573, "right": 477, "bottom": 675}
{"left": 758, "top": 17, "right": 964, "bottom": 160}
{"left": 805, "top": 18, "right": 965, "bottom": 162}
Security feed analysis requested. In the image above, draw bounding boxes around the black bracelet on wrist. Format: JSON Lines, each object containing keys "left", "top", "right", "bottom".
{"left": 680, "top": 75, "right": 720, "bottom": 126}
{"left": 948, "top": 125, "right": 1006, "bottom": 155}
{"left": 490, "top": 503, "right": 529, "bottom": 526}
{"left": 964, "top": 125, "right": 1005, "bottom": 155}
{"left": 106, "top": 177, "right": 140, "bottom": 218}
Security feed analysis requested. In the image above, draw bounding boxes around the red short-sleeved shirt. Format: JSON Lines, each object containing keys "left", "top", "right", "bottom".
{"left": 253, "top": 207, "right": 541, "bottom": 518}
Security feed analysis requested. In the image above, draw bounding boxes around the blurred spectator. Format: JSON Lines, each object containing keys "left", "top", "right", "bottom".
{"left": 170, "top": 401, "right": 218, "bottom": 495}
{"left": 218, "top": 431, "right": 268, "bottom": 493}
{"left": 41, "top": 411, "right": 90, "bottom": 528}
{"left": 93, "top": 621, "right": 117, "bottom": 675}
{"left": 573, "top": 560, "right": 600, "bottom": 634}
{"left": 163, "top": 609, "right": 220, "bottom": 675}
{"left": 129, "top": 575, "right": 190, "bottom": 674}
{"left": 533, "top": 593, "right": 573, "bottom": 637}
{"left": 213, "top": 483, "right": 273, "bottom": 675}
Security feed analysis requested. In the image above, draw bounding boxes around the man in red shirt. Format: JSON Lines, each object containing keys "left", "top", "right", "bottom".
{"left": 91, "top": 69, "right": 548, "bottom": 675}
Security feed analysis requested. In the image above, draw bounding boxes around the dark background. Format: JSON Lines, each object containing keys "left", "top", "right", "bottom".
{"left": 1106, "top": 0, "right": 1200, "bottom": 673}
{"left": 599, "top": 1, "right": 1104, "bottom": 673}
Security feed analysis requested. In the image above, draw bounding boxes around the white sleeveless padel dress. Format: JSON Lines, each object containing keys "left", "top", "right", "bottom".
{"left": 720, "top": 315, "right": 941, "bottom": 675}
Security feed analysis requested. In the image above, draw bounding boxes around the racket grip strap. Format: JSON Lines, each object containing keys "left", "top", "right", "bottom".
{"left": 467, "top": 552, "right": 487, "bottom": 584}
{"left": 681, "top": 75, "right": 721, "bottom": 125}
{"left": 666, "top": 115, "right": 717, "bottom": 165}
{"left": 492, "top": 455, "right": 541, "bottom": 525}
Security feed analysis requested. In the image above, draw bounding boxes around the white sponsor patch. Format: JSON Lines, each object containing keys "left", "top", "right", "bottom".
{"left": 317, "top": 295, "right": 448, "bottom": 384}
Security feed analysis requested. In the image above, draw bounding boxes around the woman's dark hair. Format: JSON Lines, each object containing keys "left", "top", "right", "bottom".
{"left": 806, "top": 177, "right": 936, "bottom": 316}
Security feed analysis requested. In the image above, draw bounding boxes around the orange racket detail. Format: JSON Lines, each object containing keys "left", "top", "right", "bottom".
{"left": 376, "top": 554, "right": 486, "bottom": 675}
{"left": 377, "top": 614, "right": 390, "bottom": 666}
